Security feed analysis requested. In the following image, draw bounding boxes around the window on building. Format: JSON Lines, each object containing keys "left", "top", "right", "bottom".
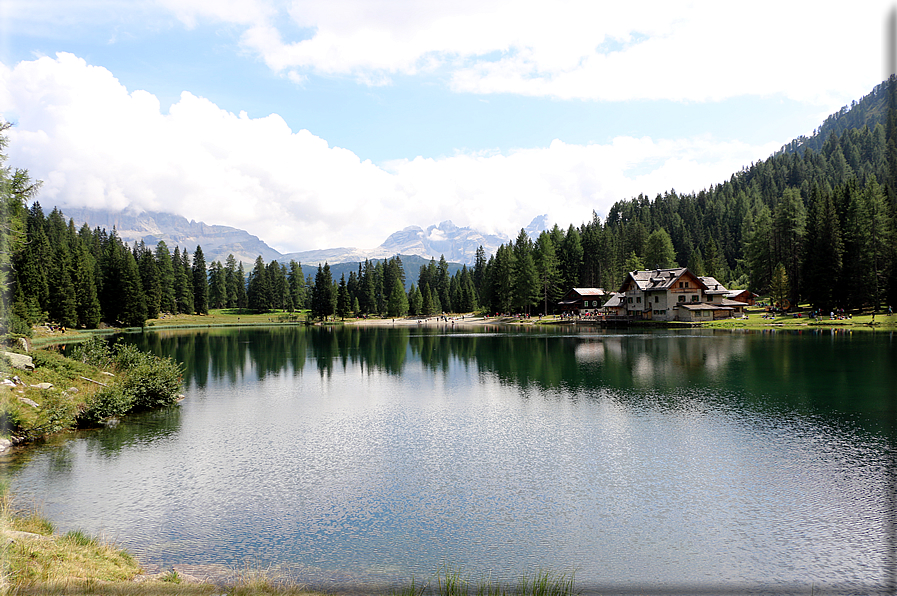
{"left": 691, "top": 295, "right": 699, "bottom": 302}
{"left": 628, "top": 297, "right": 633, "bottom": 303}
{"left": 684, "top": 282, "right": 689, "bottom": 288}
{"left": 678, "top": 296, "right": 685, "bottom": 303}
{"left": 654, "top": 296, "right": 659, "bottom": 303}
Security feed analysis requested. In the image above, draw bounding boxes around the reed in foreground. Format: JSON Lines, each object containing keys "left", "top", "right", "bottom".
{"left": 392, "top": 565, "right": 577, "bottom": 596}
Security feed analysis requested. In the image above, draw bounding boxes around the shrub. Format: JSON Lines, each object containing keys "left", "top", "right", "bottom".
{"left": 70, "top": 336, "right": 113, "bottom": 369}
{"left": 120, "top": 357, "right": 183, "bottom": 411}
{"left": 25, "top": 391, "right": 78, "bottom": 439}
{"left": 0, "top": 404, "right": 23, "bottom": 435}
{"left": 76, "top": 386, "right": 134, "bottom": 427}
{"left": 111, "top": 342, "right": 146, "bottom": 370}
{"left": 1, "top": 312, "right": 33, "bottom": 337}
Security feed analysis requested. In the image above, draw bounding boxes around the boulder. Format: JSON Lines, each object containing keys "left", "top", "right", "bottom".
{"left": 29, "top": 383, "right": 53, "bottom": 390}
{"left": 2, "top": 352, "right": 34, "bottom": 371}
{"left": 18, "top": 397, "right": 39, "bottom": 408}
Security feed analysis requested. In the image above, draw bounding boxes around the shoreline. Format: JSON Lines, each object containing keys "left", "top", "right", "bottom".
{"left": 27, "top": 310, "right": 897, "bottom": 348}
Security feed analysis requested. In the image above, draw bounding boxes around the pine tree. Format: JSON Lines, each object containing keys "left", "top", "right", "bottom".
{"left": 236, "top": 262, "right": 247, "bottom": 309}
{"left": 770, "top": 263, "right": 789, "bottom": 308}
{"left": 560, "top": 225, "right": 583, "bottom": 289}
{"left": 386, "top": 276, "right": 408, "bottom": 317}
{"left": 137, "top": 241, "right": 162, "bottom": 319}
{"left": 335, "top": 274, "right": 351, "bottom": 320}
{"left": 802, "top": 188, "right": 843, "bottom": 311}
{"left": 512, "top": 229, "right": 538, "bottom": 314}
{"left": 155, "top": 241, "right": 177, "bottom": 314}
{"left": 623, "top": 251, "right": 644, "bottom": 274}
{"left": 643, "top": 228, "right": 677, "bottom": 269}
{"left": 224, "top": 254, "right": 240, "bottom": 308}
{"left": 288, "top": 260, "right": 304, "bottom": 312}
{"left": 744, "top": 204, "right": 774, "bottom": 293}
{"left": 311, "top": 263, "right": 335, "bottom": 320}
{"left": 208, "top": 261, "right": 227, "bottom": 309}
{"left": 773, "top": 188, "right": 806, "bottom": 303}
{"left": 247, "top": 256, "right": 271, "bottom": 312}
{"left": 192, "top": 246, "right": 208, "bottom": 314}
{"left": 408, "top": 283, "right": 422, "bottom": 315}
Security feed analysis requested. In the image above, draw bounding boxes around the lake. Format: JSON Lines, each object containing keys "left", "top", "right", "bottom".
{"left": 2, "top": 325, "right": 895, "bottom": 593}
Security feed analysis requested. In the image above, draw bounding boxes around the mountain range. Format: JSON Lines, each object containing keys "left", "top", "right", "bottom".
{"left": 57, "top": 206, "right": 550, "bottom": 268}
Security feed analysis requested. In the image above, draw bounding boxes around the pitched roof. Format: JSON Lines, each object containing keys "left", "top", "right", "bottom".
{"left": 602, "top": 292, "right": 624, "bottom": 308}
{"left": 621, "top": 268, "right": 707, "bottom": 292}
{"left": 725, "top": 289, "right": 757, "bottom": 300}
{"left": 677, "top": 303, "right": 733, "bottom": 311}
{"left": 699, "top": 276, "right": 728, "bottom": 294}
{"left": 571, "top": 288, "right": 606, "bottom": 297}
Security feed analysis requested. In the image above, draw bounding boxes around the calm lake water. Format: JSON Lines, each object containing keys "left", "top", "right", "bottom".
{"left": 3, "top": 325, "right": 896, "bottom": 593}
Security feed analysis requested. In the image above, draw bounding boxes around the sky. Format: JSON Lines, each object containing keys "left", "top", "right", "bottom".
{"left": 0, "top": 1, "right": 894, "bottom": 254}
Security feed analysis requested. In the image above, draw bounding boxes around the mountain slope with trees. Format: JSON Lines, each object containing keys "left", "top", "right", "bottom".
{"left": 2, "top": 78, "right": 897, "bottom": 330}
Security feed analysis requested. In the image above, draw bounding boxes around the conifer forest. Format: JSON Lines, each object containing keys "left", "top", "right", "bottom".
{"left": 3, "top": 77, "right": 897, "bottom": 329}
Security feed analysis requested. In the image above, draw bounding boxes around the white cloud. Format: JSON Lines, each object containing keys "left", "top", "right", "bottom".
{"left": 223, "top": 0, "right": 888, "bottom": 106}
{"left": 5, "top": 1, "right": 888, "bottom": 106}
{"left": 1, "top": 53, "right": 777, "bottom": 253}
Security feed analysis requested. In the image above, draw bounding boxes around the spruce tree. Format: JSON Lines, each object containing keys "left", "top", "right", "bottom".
{"left": 236, "top": 262, "right": 248, "bottom": 309}
{"left": 247, "top": 256, "right": 271, "bottom": 312}
{"left": 386, "top": 276, "right": 408, "bottom": 317}
{"left": 512, "top": 229, "right": 538, "bottom": 314}
{"left": 155, "top": 241, "right": 177, "bottom": 314}
{"left": 192, "top": 246, "right": 208, "bottom": 314}
{"left": 137, "top": 241, "right": 162, "bottom": 319}
{"left": 336, "top": 274, "right": 351, "bottom": 320}
{"left": 224, "top": 254, "right": 240, "bottom": 308}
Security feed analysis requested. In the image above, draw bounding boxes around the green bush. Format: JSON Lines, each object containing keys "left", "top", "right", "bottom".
{"left": 120, "top": 356, "right": 183, "bottom": 411}
{"left": 70, "top": 336, "right": 113, "bottom": 369}
{"left": 111, "top": 342, "right": 145, "bottom": 370}
{"left": 25, "top": 390, "right": 78, "bottom": 439}
{"left": 0, "top": 404, "right": 23, "bottom": 435}
{"left": 76, "top": 386, "right": 134, "bottom": 427}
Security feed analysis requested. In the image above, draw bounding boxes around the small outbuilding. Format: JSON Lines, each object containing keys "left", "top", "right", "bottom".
{"left": 558, "top": 288, "right": 606, "bottom": 314}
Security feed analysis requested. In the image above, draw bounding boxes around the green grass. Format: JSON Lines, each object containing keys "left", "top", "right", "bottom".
{"left": 392, "top": 565, "right": 577, "bottom": 596}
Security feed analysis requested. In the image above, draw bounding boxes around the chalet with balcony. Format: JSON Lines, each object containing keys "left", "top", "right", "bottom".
{"left": 617, "top": 267, "right": 741, "bottom": 322}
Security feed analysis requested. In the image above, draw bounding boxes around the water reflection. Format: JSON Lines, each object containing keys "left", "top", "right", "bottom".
{"left": 123, "top": 326, "right": 896, "bottom": 433}
{"left": 5, "top": 325, "right": 893, "bottom": 592}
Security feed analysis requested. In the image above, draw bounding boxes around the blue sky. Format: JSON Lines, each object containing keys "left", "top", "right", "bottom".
{"left": 0, "top": 1, "right": 892, "bottom": 253}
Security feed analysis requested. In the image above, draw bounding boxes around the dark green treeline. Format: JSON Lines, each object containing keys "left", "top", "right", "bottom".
{"left": 5, "top": 78, "right": 897, "bottom": 330}
{"left": 4, "top": 202, "right": 281, "bottom": 329}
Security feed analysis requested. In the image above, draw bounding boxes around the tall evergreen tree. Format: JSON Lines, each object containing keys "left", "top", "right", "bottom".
{"left": 137, "top": 241, "right": 162, "bottom": 319}
{"left": 512, "top": 229, "right": 538, "bottom": 313}
{"left": 311, "top": 263, "right": 335, "bottom": 320}
{"left": 208, "top": 261, "right": 227, "bottom": 309}
{"left": 386, "top": 276, "right": 408, "bottom": 317}
{"left": 802, "top": 188, "right": 843, "bottom": 311}
{"left": 643, "top": 228, "right": 677, "bottom": 269}
{"left": 534, "top": 231, "right": 561, "bottom": 315}
{"left": 247, "top": 256, "right": 271, "bottom": 312}
{"left": 192, "top": 246, "right": 208, "bottom": 314}
{"left": 155, "top": 241, "right": 177, "bottom": 314}
{"left": 224, "top": 254, "right": 240, "bottom": 308}
{"left": 336, "top": 274, "right": 351, "bottom": 320}
{"left": 236, "top": 262, "right": 248, "bottom": 309}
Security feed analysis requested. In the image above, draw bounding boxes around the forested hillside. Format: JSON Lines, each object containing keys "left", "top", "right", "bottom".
{"left": 2, "top": 77, "right": 897, "bottom": 328}
{"left": 469, "top": 77, "right": 897, "bottom": 315}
